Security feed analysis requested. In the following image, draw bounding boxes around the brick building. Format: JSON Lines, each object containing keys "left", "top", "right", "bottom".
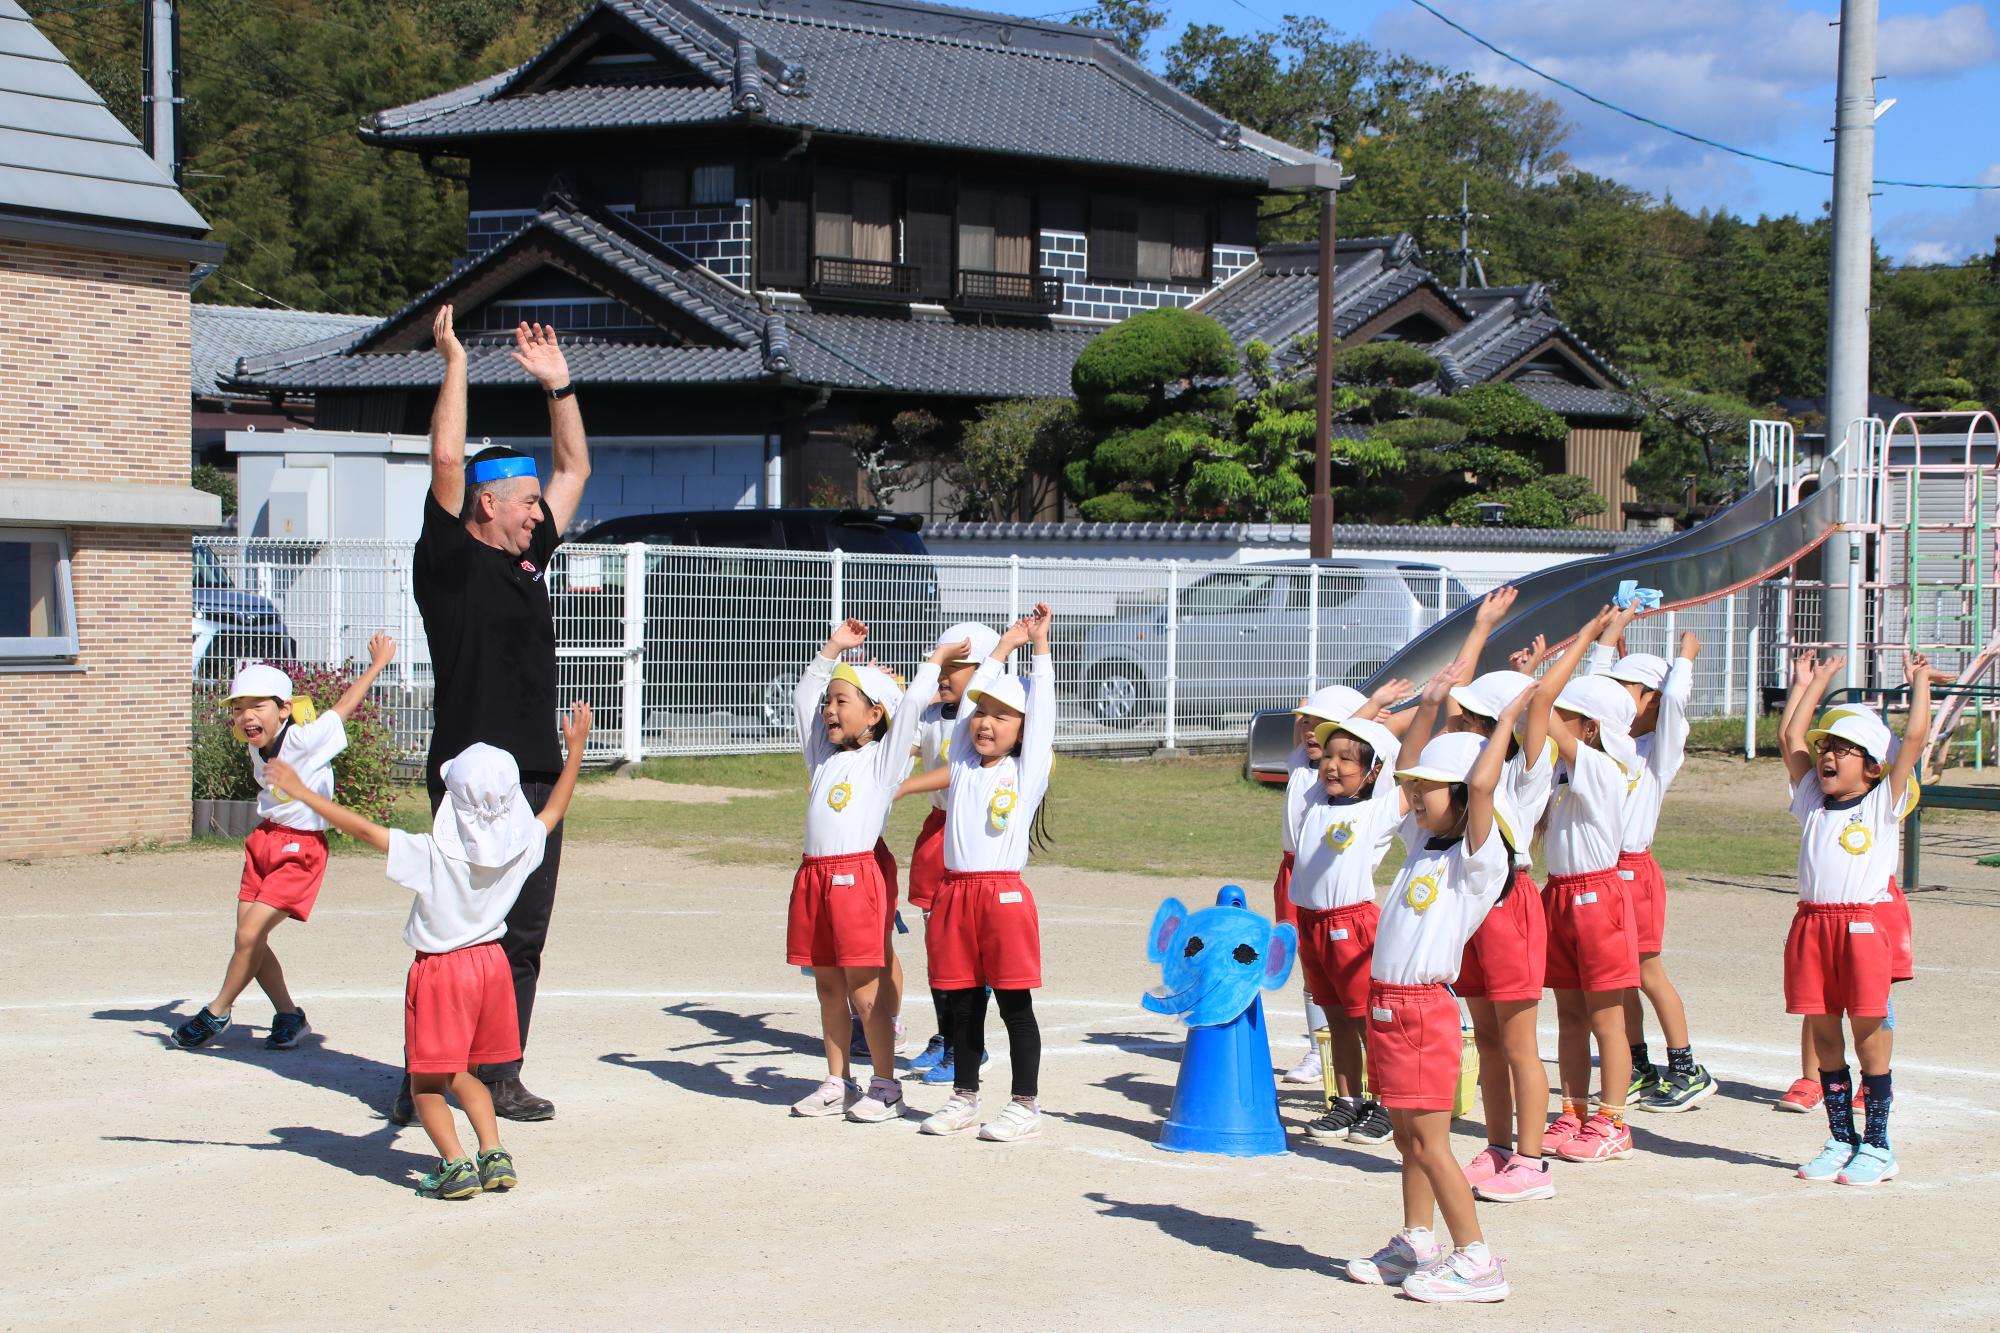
{"left": 0, "top": 0, "right": 221, "bottom": 857}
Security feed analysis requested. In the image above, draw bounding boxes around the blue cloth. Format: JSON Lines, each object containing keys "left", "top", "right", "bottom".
{"left": 1613, "top": 579, "right": 1662, "bottom": 611}
{"left": 466, "top": 455, "right": 537, "bottom": 484}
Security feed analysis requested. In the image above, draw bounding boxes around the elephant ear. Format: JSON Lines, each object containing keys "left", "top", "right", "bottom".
{"left": 1261, "top": 921, "right": 1297, "bottom": 990}
{"left": 1146, "top": 898, "right": 1188, "bottom": 964}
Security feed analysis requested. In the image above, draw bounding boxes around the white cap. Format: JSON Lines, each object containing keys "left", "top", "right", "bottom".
{"left": 831, "top": 662, "right": 904, "bottom": 713}
{"left": 1393, "top": 732, "right": 1522, "bottom": 851}
{"left": 1808, "top": 705, "right": 1895, "bottom": 764}
{"left": 434, "top": 743, "right": 540, "bottom": 867}
{"left": 1448, "top": 670, "right": 1536, "bottom": 721}
{"left": 225, "top": 662, "right": 293, "bottom": 703}
{"left": 1294, "top": 685, "right": 1366, "bottom": 725}
{"left": 1315, "top": 715, "right": 1398, "bottom": 764}
{"left": 935, "top": 622, "right": 1000, "bottom": 666}
{"left": 1605, "top": 653, "right": 1670, "bottom": 691}
{"left": 966, "top": 672, "right": 1028, "bottom": 717}
{"left": 1555, "top": 676, "right": 1639, "bottom": 772}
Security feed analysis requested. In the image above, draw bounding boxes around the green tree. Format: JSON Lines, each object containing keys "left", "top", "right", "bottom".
{"left": 954, "top": 398, "right": 1090, "bottom": 520}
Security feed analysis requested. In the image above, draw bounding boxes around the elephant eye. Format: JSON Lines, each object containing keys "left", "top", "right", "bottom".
{"left": 1183, "top": 936, "right": 1204, "bottom": 958}
{"left": 1233, "top": 943, "right": 1258, "bottom": 965}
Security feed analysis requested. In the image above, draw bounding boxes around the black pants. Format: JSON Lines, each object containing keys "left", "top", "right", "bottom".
{"left": 428, "top": 776, "right": 564, "bottom": 1083}
{"left": 944, "top": 986, "right": 1040, "bottom": 1099}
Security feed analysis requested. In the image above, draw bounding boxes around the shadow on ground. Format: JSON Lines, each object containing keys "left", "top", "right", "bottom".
{"left": 105, "top": 1124, "right": 429, "bottom": 1187}
{"left": 660, "top": 1002, "right": 825, "bottom": 1061}
{"left": 601, "top": 1051, "right": 796, "bottom": 1107}
{"left": 1085, "top": 1192, "right": 1333, "bottom": 1275}
{"left": 96, "top": 1002, "right": 403, "bottom": 1116}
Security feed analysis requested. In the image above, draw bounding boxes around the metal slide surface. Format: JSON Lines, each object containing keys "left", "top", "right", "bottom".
{"left": 1362, "top": 475, "right": 1842, "bottom": 689}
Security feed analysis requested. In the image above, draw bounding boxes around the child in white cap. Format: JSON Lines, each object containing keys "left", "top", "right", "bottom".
{"left": 1344, "top": 689, "right": 1530, "bottom": 1305}
{"left": 171, "top": 634, "right": 397, "bottom": 1053}
{"left": 1778, "top": 650, "right": 1943, "bottom": 1186}
{"left": 1273, "top": 684, "right": 1363, "bottom": 1085}
{"left": 1583, "top": 607, "right": 1714, "bottom": 1112}
{"left": 789, "top": 618, "right": 951, "bottom": 1123}
{"left": 266, "top": 701, "right": 588, "bottom": 1200}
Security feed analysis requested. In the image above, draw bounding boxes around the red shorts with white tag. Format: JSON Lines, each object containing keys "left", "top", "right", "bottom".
{"left": 926, "top": 870, "right": 1041, "bottom": 990}
{"left": 1784, "top": 901, "right": 1891, "bottom": 1017}
{"left": 786, "top": 850, "right": 890, "bottom": 968}
{"left": 1456, "top": 867, "right": 1546, "bottom": 1003}
{"left": 237, "top": 821, "right": 329, "bottom": 922}
{"left": 1365, "top": 981, "right": 1463, "bottom": 1111}
{"left": 1618, "top": 849, "right": 1668, "bottom": 955}
{"left": 1270, "top": 851, "right": 1298, "bottom": 928}
{"left": 908, "top": 808, "right": 947, "bottom": 911}
{"left": 1542, "top": 867, "right": 1640, "bottom": 992}
{"left": 1294, "top": 901, "right": 1377, "bottom": 1018}
{"left": 1876, "top": 876, "right": 1914, "bottom": 983}
{"left": 405, "top": 941, "right": 521, "bottom": 1074}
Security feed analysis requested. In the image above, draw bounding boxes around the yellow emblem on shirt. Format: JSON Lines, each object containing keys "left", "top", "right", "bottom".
{"left": 1324, "top": 820, "right": 1355, "bottom": 852}
{"left": 1838, "top": 820, "right": 1872, "bottom": 856}
{"left": 827, "top": 782, "right": 853, "bottom": 812}
{"left": 990, "top": 787, "right": 1018, "bottom": 830}
{"left": 1405, "top": 873, "right": 1441, "bottom": 913}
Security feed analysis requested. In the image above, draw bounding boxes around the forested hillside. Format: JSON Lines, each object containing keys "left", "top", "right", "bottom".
{"left": 30, "top": 0, "right": 1998, "bottom": 496}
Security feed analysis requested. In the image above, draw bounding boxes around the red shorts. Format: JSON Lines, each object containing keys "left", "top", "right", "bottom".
{"left": 1365, "top": 981, "right": 1463, "bottom": 1111}
{"left": 925, "top": 870, "right": 1042, "bottom": 991}
{"left": 1271, "top": 851, "right": 1298, "bottom": 928}
{"left": 1543, "top": 868, "right": 1640, "bottom": 993}
{"left": 405, "top": 941, "right": 521, "bottom": 1074}
{"left": 237, "top": 822, "right": 329, "bottom": 922}
{"left": 1295, "top": 901, "right": 1377, "bottom": 1018}
{"left": 874, "top": 838, "right": 900, "bottom": 908}
{"left": 1619, "top": 849, "right": 1667, "bottom": 955}
{"left": 786, "top": 850, "right": 891, "bottom": 968}
{"left": 1785, "top": 902, "right": 1891, "bottom": 1017}
{"left": 1457, "top": 868, "right": 1546, "bottom": 1002}
{"left": 1877, "top": 876, "right": 1914, "bottom": 982}
{"left": 908, "top": 808, "right": 947, "bottom": 911}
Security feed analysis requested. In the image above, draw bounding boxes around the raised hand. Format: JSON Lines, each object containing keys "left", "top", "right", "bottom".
{"left": 262, "top": 757, "right": 301, "bottom": 803}
{"left": 1020, "top": 602, "right": 1053, "bottom": 648}
{"left": 1473, "top": 585, "right": 1518, "bottom": 628}
{"left": 1368, "top": 677, "right": 1415, "bottom": 709}
{"left": 1496, "top": 682, "right": 1537, "bottom": 724}
{"left": 562, "top": 700, "right": 594, "bottom": 750}
{"left": 1908, "top": 652, "right": 1953, "bottom": 685}
{"left": 1812, "top": 654, "right": 1847, "bottom": 682}
{"left": 367, "top": 631, "right": 397, "bottom": 668}
{"left": 510, "top": 321, "right": 570, "bottom": 390}
{"left": 827, "top": 617, "right": 868, "bottom": 654}
{"left": 1679, "top": 630, "right": 1701, "bottom": 661}
{"left": 1792, "top": 650, "right": 1818, "bottom": 688}
{"left": 1509, "top": 634, "right": 1549, "bottom": 674}
{"left": 432, "top": 305, "right": 464, "bottom": 363}
{"left": 1421, "top": 659, "right": 1467, "bottom": 706}
{"left": 928, "top": 638, "right": 972, "bottom": 667}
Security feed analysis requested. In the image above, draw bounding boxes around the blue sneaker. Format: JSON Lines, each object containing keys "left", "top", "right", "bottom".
{"left": 266, "top": 1009, "right": 310, "bottom": 1050}
{"left": 907, "top": 1035, "right": 948, "bottom": 1073}
{"left": 1836, "top": 1142, "right": 1898, "bottom": 1186}
{"left": 851, "top": 1015, "right": 869, "bottom": 1060}
{"left": 171, "top": 1007, "right": 230, "bottom": 1049}
{"left": 1797, "top": 1137, "right": 1857, "bottom": 1181}
{"left": 921, "top": 1049, "right": 988, "bottom": 1085}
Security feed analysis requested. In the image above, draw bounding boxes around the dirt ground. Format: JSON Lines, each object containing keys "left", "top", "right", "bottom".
{"left": 4, "top": 778, "right": 1998, "bottom": 1330}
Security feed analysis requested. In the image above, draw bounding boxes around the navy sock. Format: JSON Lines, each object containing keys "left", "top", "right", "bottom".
{"left": 1631, "top": 1042, "right": 1651, "bottom": 1072}
{"left": 1668, "top": 1046, "right": 1695, "bottom": 1077}
{"left": 1862, "top": 1071, "right": 1894, "bottom": 1149}
{"left": 1822, "top": 1066, "right": 1859, "bottom": 1145}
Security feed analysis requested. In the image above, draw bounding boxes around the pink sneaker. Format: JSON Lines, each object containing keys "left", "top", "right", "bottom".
{"left": 1476, "top": 1158, "right": 1556, "bottom": 1202}
{"left": 1556, "top": 1114, "right": 1634, "bottom": 1162}
{"left": 1401, "top": 1247, "right": 1509, "bottom": 1303}
{"left": 1541, "top": 1111, "right": 1584, "bottom": 1154}
{"left": 1462, "top": 1145, "right": 1510, "bottom": 1188}
{"left": 1775, "top": 1078, "right": 1823, "bottom": 1113}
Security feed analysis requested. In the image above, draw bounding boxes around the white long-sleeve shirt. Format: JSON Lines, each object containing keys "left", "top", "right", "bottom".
{"left": 1586, "top": 646, "right": 1693, "bottom": 852}
{"left": 1287, "top": 737, "right": 1404, "bottom": 911}
{"left": 1279, "top": 743, "right": 1317, "bottom": 856}
{"left": 795, "top": 654, "right": 937, "bottom": 858}
{"left": 920, "top": 654, "right": 1055, "bottom": 874}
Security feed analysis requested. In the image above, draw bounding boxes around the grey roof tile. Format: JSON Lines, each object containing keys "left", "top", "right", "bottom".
{"left": 1513, "top": 380, "right": 1641, "bottom": 419}
{"left": 784, "top": 310, "right": 1100, "bottom": 397}
{"left": 0, "top": 0, "right": 207, "bottom": 234}
{"left": 191, "top": 305, "right": 378, "bottom": 397}
{"left": 236, "top": 340, "right": 769, "bottom": 393}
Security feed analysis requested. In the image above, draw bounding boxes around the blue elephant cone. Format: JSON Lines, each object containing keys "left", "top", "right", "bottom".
{"left": 1142, "top": 885, "right": 1296, "bottom": 1158}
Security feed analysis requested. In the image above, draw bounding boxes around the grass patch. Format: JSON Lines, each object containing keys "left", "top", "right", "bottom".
{"left": 1687, "top": 715, "right": 1780, "bottom": 753}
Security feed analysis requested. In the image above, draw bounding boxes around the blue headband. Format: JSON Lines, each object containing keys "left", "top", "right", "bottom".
{"left": 466, "top": 455, "right": 537, "bottom": 484}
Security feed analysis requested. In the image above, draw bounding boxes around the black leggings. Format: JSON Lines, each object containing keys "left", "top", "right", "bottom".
{"left": 944, "top": 986, "right": 1040, "bottom": 1099}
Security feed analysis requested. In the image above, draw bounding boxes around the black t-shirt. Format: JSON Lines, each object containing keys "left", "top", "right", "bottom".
{"left": 413, "top": 490, "right": 562, "bottom": 784}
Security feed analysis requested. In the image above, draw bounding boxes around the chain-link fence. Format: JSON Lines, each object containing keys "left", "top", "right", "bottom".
{"left": 193, "top": 536, "right": 1844, "bottom": 765}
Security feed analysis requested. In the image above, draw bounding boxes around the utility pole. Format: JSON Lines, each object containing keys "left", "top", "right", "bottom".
{"left": 141, "top": 0, "right": 182, "bottom": 184}
{"left": 1270, "top": 153, "right": 1345, "bottom": 559}
{"left": 1426, "top": 180, "right": 1489, "bottom": 288}
{"left": 1822, "top": 0, "right": 1876, "bottom": 689}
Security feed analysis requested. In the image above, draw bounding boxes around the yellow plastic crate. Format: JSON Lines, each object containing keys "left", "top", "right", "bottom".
{"left": 1314, "top": 1025, "right": 1480, "bottom": 1119}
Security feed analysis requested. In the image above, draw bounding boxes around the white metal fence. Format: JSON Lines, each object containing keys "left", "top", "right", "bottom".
{"left": 194, "top": 536, "right": 1815, "bottom": 765}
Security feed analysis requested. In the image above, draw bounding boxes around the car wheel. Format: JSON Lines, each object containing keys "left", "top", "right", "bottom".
{"left": 759, "top": 669, "right": 801, "bottom": 734}
{"left": 1088, "top": 663, "right": 1148, "bottom": 728}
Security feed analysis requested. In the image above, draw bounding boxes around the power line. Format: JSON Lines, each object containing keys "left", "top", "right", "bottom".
{"left": 1404, "top": 0, "right": 2000, "bottom": 192}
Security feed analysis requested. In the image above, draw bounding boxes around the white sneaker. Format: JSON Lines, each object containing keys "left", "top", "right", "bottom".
{"left": 790, "top": 1076, "right": 856, "bottom": 1118}
{"left": 1345, "top": 1229, "right": 1442, "bottom": 1286}
{"left": 1281, "top": 1048, "right": 1323, "bottom": 1085}
{"left": 920, "top": 1093, "right": 981, "bottom": 1135}
{"left": 892, "top": 1015, "right": 911, "bottom": 1055}
{"left": 977, "top": 1099, "right": 1043, "bottom": 1143}
{"left": 846, "top": 1079, "right": 909, "bottom": 1123}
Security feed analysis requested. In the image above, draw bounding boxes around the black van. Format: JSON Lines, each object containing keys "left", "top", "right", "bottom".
{"left": 552, "top": 509, "right": 942, "bottom": 737}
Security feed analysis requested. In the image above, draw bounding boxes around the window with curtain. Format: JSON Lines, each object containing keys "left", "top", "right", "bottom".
{"left": 1136, "top": 204, "right": 1208, "bottom": 282}
{"left": 691, "top": 164, "right": 736, "bottom": 205}
{"left": 960, "top": 188, "right": 1034, "bottom": 274}
{"left": 0, "top": 530, "right": 76, "bottom": 661}
{"left": 814, "top": 169, "right": 896, "bottom": 275}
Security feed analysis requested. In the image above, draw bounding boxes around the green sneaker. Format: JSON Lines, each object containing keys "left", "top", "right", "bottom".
{"left": 477, "top": 1147, "right": 518, "bottom": 1193}
{"left": 416, "top": 1157, "right": 481, "bottom": 1201}
{"left": 1628, "top": 1064, "right": 1662, "bottom": 1101}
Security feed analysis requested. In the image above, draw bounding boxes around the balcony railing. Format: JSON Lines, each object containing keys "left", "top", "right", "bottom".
{"left": 810, "top": 255, "right": 923, "bottom": 303}
{"left": 954, "top": 268, "right": 1065, "bottom": 314}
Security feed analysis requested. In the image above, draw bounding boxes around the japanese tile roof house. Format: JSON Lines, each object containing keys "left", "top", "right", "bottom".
{"left": 228, "top": 0, "right": 1640, "bottom": 530}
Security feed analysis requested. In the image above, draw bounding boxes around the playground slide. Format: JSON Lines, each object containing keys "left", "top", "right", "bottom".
{"left": 1362, "top": 472, "right": 1843, "bottom": 690}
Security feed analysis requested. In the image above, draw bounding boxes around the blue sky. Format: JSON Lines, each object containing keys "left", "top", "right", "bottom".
{"left": 1142, "top": 0, "right": 2000, "bottom": 264}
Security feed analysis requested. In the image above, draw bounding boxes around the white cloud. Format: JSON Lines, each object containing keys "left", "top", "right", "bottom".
{"left": 1879, "top": 162, "right": 2000, "bottom": 265}
{"left": 1878, "top": 5, "right": 2000, "bottom": 77}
